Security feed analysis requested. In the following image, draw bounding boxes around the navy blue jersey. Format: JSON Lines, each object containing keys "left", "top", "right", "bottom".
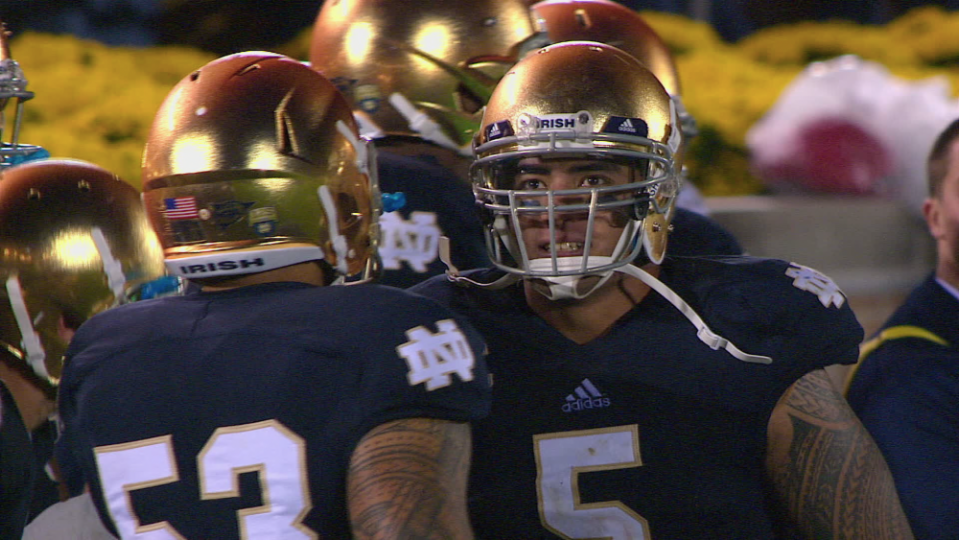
{"left": 0, "top": 380, "right": 34, "bottom": 539}
{"left": 847, "top": 275, "right": 959, "bottom": 540}
{"left": 375, "top": 152, "right": 489, "bottom": 288}
{"left": 411, "top": 256, "right": 862, "bottom": 539}
{"left": 668, "top": 207, "right": 743, "bottom": 257}
{"left": 58, "top": 282, "right": 490, "bottom": 539}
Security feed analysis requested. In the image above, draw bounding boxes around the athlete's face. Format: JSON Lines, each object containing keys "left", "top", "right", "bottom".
{"left": 926, "top": 139, "right": 959, "bottom": 286}
{"left": 510, "top": 157, "right": 636, "bottom": 261}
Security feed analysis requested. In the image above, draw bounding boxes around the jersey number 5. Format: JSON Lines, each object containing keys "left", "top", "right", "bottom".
{"left": 535, "top": 425, "right": 651, "bottom": 540}
{"left": 94, "top": 419, "right": 316, "bottom": 539}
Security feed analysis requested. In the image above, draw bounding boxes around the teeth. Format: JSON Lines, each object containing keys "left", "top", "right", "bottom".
{"left": 555, "top": 242, "right": 583, "bottom": 252}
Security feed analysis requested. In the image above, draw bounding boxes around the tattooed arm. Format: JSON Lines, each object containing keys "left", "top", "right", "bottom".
{"left": 765, "top": 368, "right": 914, "bottom": 540}
{"left": 348, "top": 417, "right": 474, "bottom": 540}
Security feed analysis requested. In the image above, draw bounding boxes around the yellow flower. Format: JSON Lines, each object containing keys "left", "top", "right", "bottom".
{"left": 11, "top": 32, "right": 215, "bottom": 188}
{"left": 7, "top": 7, "right": 959, "bottom": 197}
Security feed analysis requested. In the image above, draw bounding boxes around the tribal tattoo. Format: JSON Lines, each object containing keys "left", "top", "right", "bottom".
{"left": 348, "top": 418, "right": 473, "bottom": 540}
{"left": 766, "top": 369, "right": 914, "bottom": 540}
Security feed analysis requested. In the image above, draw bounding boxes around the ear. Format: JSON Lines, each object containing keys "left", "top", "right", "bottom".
{"left": 923, "top": 197, "right": 944, "bottom": 240}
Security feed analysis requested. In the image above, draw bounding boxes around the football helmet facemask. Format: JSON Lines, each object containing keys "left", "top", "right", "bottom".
{"left": 0, "top": 22, "right": 49, "bottom": 168}
{"left": 309, "top": 0, "right": 549, "bottom": 154}
{"left": 0, "top": 159, "right": 167, "bottom": 391}
{"left": 472, "top": 41, "right": 681, "bottom": 300}
{"left": 141, "top": 52, "right": 380, "bottom": 282}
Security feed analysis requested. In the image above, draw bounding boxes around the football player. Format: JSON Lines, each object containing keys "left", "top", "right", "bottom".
{"left": 0, "top": 159, "right": 167, "bottom": 537}
{"left": 530, "top": 0, "right": 742, "bottom": 256}
{"left": 54, "top": 52, "right": 490, "bottom": 539}
{"left": 410, "top": 42, "right": 914, "bottom": 539}
{"left": 308, "top": 0, "right": 550, "bottom": 286}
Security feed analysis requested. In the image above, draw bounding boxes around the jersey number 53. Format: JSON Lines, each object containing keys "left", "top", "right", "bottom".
{"left": 94, "top": 419, "right": 316, "bottom": 539}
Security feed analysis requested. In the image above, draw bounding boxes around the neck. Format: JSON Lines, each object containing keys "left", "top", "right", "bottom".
{"left": 198, "top": 261, "right": 329, "bottom": 292}
{"left": 936, "top": 256, "right": 959, "bottom": 293}
{"left": 524, "top": 263, "right": 659, "bottom": 344}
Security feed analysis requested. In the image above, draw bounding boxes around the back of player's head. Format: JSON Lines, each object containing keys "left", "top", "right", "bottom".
{"left": 308, "top": 0, "right": 546, "bottom": 153}
{"left": 927, "top": 117, "right": 959, "bottom": 198}
{"left": 0, "top": 159, "right": 166, "bottom": 391}
{"left": 530, "top": 0, "right": 696, "bottom": 159}
{"left": 141, "top": 52, "right": 381, "bottom": 283}
{"left": 472, "top": 41, "right": 682, "bottom": 296}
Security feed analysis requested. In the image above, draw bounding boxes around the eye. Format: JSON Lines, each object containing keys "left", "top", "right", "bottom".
{"left": 580, "top": 175, "right": 610, "bottom": 187}
{"left": 515, "top": 177, "right": 547, "bottom": 190}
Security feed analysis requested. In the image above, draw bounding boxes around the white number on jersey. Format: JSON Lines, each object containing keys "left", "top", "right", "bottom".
{"left": 397, "top": 319, "right": 475, "bottom": 391}
{"left": 94, "top": 420, "right": 316, "bottom": 539}
{"left": 535, "top": 425, "right": 650, "bottom": 540}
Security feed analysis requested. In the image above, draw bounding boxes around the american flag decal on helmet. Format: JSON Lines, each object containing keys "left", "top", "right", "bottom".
{"left": 163, "top": 197, "right": 200, "bottom": 220}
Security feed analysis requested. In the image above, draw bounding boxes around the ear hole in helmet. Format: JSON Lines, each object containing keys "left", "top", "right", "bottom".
{"left": 77, "top": 180, "right": 91, "bottom": 193}
{"left": 27, "top": 188, "right": 40, "bottom": 201}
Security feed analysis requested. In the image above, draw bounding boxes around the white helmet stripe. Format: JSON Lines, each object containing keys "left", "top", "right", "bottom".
{"left": 5, "top": 275, "right": 48, "bottom": 378}
{"left": 389, "top": 92, "right": 471, "bottom": 156}
{"left": 317, "top": 185, "right": 349, "bottom": 276}
{"left": 91, "top": 227, "right": 127, "bottom": 302}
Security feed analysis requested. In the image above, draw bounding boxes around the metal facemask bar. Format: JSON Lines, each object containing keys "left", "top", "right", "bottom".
{"left": 474, "top": 147, "right": 674, "bottom": 279}
{"left": 0, "top": 26, "right": 49, "bottom": 168}
{"left": 487, "top": 174, "right": 655, "bottom": 277}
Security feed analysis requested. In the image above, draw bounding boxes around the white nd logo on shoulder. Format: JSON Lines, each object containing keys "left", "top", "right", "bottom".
{"left": 378, "top": 211, "right": 441, "bottom": 273}
{"left": 785, "top": 263, "right": 846, "bottom": 308}
{"left": 397, "top": 319, "right": 475, "bottom": 391}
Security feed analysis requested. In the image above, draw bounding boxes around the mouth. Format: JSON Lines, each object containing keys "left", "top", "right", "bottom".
{"left": 542, "top": 241, "right": 584, "bottom": 257}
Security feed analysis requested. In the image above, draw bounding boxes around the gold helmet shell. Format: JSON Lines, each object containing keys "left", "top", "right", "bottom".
{"left": 0, "top": 159, "right": 166, "bottom": 388}
{"left": 473, "top": 41, "right": 681, "bottom": 290}
{"left": 309, "top": 0, "right": 547, "bottom": 153}
{"left": 531, "top": 0, "right": 697, "bottom": 143}
{"left": 142, "top": 52, "right": 380, "bottom": 281}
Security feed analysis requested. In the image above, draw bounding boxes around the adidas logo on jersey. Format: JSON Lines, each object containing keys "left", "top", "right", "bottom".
{"left": 562, "top": 378, "right": 611, "bottom": 412}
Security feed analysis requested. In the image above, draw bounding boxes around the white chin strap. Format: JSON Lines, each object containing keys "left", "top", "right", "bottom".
{"left": 616, "top": 264, "right": 772, "bottom": 365}
{"left": 440, "top": 236, "right": 770, "bottom": 365}
{"left": 389, "top": 92, "right": 471, "bottom": 156}
{"left": 527, "top": 257, "right": 616, "bottom": 301}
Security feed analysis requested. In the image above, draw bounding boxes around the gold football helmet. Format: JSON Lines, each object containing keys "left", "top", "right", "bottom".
{"left": 309, "top": 0, "right": 548, "bottom": 154}
{"left": 0, "top": 159, "right": 166, "bottom": 390}
{"left": 531, "top": 0, "right": 697, "bottom": 144}
{"left": 142, "top": 52, "right": 380, "bottom": 281}
{"left": 472, "top": 41, "right": 681, "bottom": 299}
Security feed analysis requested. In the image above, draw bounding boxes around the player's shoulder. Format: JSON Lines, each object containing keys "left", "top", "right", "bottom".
{"left": 408, "top": 268, "right": 517, "bottom": 309}
{"left": 673, "top": 255, "right": 846, "bottom": 305}
{"left": 669, "top": 255, "right": 862, "bottom": 339}
{"left": 70, "top": 295, "right": 167, "bottom": 338}
{"left": 330, "top": 283, "right": 486, "bottom": 337}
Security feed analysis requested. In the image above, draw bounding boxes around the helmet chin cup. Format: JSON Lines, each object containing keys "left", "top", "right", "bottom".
{"left": 527, "top": 256, "right": 616, "bottom": 300}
